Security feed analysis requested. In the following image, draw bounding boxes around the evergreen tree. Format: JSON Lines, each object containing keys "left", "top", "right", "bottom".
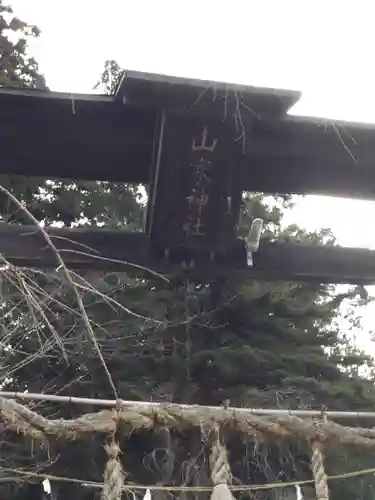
{"left": 1, "top": 8, "right": 375, "bottom": 497}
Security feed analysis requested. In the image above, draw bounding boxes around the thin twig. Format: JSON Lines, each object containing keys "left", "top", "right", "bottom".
{"left": 0, "top": 185, "right": 118, "bottom": 398}
{"left": 70, "top": 270, "right": 162, "bottom": 323}
{"left": 330, "top": 121, "right": 358, "bottom": 163}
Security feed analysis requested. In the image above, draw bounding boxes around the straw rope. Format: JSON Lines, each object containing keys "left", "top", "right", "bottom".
{"left": 2, "top": 396, "right": 375, "bottom": 450}
{"left": 102, "top": 441, "right": 124, "bottom": 500}
{"left": 209, "top": 427, "right": 234, "bottom": 500}
{"left": 311, "top": 441, "right": 329, "bottom": 500}
{"left": 101, "top": 402, "right": 124, "bottom": 500}
{"left": 310, "top": 409, "right": 329, "bottom": 500}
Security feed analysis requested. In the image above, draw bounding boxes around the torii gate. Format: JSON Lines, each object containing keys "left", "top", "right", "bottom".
{"left": 1, "top": 70, "right": 375, "bottom": 283}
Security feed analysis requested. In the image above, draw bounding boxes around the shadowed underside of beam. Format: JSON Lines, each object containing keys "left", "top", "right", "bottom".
{"left": 2, "top": 73, "right": 375, "bottom": 198}
{"left": 0, "top": 225, "right": 374, "bottom": 284}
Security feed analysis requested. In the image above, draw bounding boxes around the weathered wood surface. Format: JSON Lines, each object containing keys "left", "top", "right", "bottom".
{"left": 0, "top": 89, "right": 154, "bottom": 183}
{"left": 146, "top": 112, "right": 243, "bottom": 246}
{"left": 1, "top": 224, "right": 375, "bottom": 284}
{"left": 245, "top": 115, "right": 375, "bottom": 198}
{"left": 1, "top": 75, "right": 375, "bottom": 199}
{"left": 115, "top": 70, "right": 301, "bottom": 117}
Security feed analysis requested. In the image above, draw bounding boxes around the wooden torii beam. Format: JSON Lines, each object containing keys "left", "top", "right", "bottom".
{"left": 0, "top": 225, "right": 374, "bottom": 285}
{"left": 1, "top": 71, "right": 375, "bottom": 284}
{"left": 1, "top": 73, "right": 375, "bottom": 197}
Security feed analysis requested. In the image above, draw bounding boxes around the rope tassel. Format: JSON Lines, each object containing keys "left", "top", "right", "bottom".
{"left": 102, "top": 440, "right": 125, "bottom": 500}
{"left": 209, "top": 427, "right": 235, "bottom": 500}
{"left": 311, "top": 441, "right": 329, "bottom": 500}
{"left": 311, "top": 410, "right": 329, "bottom": 500}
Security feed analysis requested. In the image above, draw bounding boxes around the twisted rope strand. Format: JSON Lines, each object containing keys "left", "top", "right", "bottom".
{"left": 311, "top": 441, "right": 329, "bottom": 500}
{"left": 102, "top": 441, "right": 124, "bottom": 500}
{"left": 209, "top": 427, "right": 234, "bottom": 500}
{"left": 311, "top": 409, "right": 329, "bottom": 500}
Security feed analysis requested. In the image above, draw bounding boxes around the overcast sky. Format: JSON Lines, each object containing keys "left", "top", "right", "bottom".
{"left": 10, "top": 0, "right": 375, "bottom": 121}
{"left": 8, "top": 0, "right": 375, "bottom": 353}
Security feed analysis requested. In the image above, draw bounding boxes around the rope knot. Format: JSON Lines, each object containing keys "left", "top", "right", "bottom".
{"left": 105, "top": 441, "right": 122, "bottom": 460}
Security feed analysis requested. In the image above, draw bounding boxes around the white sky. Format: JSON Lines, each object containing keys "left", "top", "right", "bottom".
{"left": 8, "top": 0, "right": 375, "bottom": 354}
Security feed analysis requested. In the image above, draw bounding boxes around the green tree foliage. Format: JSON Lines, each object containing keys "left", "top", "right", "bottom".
{"left": 1, "top": 10, "right": 375, "bottom": 497}
{"left": 0, "top": 0, "right": 45, "bottom": 88}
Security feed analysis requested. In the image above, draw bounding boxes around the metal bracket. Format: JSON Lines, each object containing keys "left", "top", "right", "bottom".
{"left": 246, "top": 218, "right": 263, "bottom": 267}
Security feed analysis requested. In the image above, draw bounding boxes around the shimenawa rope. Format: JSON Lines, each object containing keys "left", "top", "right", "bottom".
{"left": 3, "top": 395, "right": 375, "bottom": 450}
{"left": 102, "top": 441, "right": 124, "bottom": 500}
{"left": 209, "top": 426, "right": 234, "bottom": 500}
{"left": 102, "top": 404, "right": 124, "bottom": 500}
